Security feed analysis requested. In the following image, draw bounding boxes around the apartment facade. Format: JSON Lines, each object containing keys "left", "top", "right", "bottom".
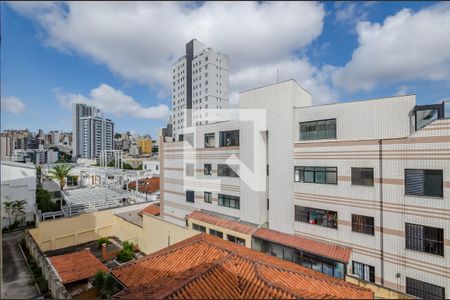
{"left": 73, "top": 103, "right": 114, "bottom": 159}
{"left": 159, "top": 80, "right": 449, "bottom": 298}
{"left": 171, "top": 39, "right": 229, "bottom": 139}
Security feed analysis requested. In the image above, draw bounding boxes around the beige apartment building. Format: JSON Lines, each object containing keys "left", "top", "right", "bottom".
{"left": 159, "top": 80, "right": 450, "bottom": 299}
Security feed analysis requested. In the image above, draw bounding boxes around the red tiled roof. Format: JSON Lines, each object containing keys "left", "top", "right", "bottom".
{"left": 138, "top": 204, "right": 160, "bottom": 217}
{"left": 188, "top": 210, "right": 257, "bottom": 235}
{"left": 253, "top": 228, "right": 352, "bottom": 263}
{"left": 112, "top": 234, "right": 372, "bottom": 299}
{"left": 49, "top": 249, "right": 108, "bottom": 284}
{"left": 128, "top": 177, "right": 159, "bottom": 194}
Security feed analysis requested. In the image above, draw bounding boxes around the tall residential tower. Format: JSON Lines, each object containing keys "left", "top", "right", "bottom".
{"left": 72, "top": 103, "right": 114, "bottom": 159}
{"left": 171, "top": 39, "right": 229, "bottom": 139}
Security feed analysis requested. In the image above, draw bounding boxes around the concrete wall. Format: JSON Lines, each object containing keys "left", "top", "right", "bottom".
{"left": 140, "top": 213, "right": 197, "bottom": 254}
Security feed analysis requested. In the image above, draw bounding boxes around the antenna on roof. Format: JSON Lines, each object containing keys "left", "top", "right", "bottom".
{"left": 277, "top": 68, "right": 279, "bottom": 83}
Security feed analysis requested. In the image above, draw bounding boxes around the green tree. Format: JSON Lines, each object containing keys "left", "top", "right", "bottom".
{"left": 48, "top": 164, "right": 74, "bottom": 190}
{"left": 93, "top": 270, "right": 120, "bottom": 298}
{"left": 4, "top": 201, "right": 14, "bottom": 227}
{"left": 12, "top": 200, "right": 27, "bottom": 224}
{"left": 36, "top": 187, "right": 57, "bottom": 212}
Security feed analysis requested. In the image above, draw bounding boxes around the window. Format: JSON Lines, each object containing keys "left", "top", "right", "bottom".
{"left": 352, "top": 215, "right": 374, "bottom": 235}
{"left": 352, "top": 261, "right": 375, "bottom": 283}
{"left": 294, "top": 167, "right": 337, "bottom": 184}
{"left": 218, "top": 194, "right": 240, "bottom": 209}
{"left": 227, "top": 235, "right": 245, "bottom": 246}
{"left": 294, "top": 206, "right": 337, "bottom": 229}
{"left": 351, "top": 168, "right": 374, "bottom": 186}
{"left": 185, "top": 163, "right": 194, "bottom": 177}
{"left": 405, "top": 169, "right": 443, "bottom": 197}
{"left": 178, "top": 134, "right": 184, "bottom": 141}
{"left": 217, "top": 164, "right": 239, "bottom": 177}
{"left": 192, "top": 223, "right": 206, "bottom": 233}
{"left": 186, "top": 190, "right": 194, "bottom": 203}
{"left": 406, "top": 277, "right": 445, "bottom": 299}
{"left": 204, "top": 164, "right": 212, "bottom": 175}
{"left": 405, "top": 223, "right": 444, "bottom": 256}
{"left": 299, "top": 119, "right": 336, "bottom": 140}
{"left": 204, "top": 192, "right": 212, "bottom": 203}
{"left": 204, "top": 133, "right": 215, "bottom": 148}
{"left": 219, "top": 130, "right": 239, "bottom": 147}
{"left": 209, "top": 229, "right": 223, "bottom": 238}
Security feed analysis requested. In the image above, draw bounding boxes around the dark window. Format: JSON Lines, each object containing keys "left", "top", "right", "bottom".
{"left": 352, "top": 261, "right": 375, "bottom": 283}
{"left": 406, "top": 277, "right": 445, "bottom": 299}
{"left": 186, "top": 190, "right": 194, "bottom": 203}
{"left": 352, "top": 214, "right": 374, "bottom": 235}
{"left": 294, "top": 167, "right": 337, "bottom": 184}
{"left": 204, "top": 133, "right": 215, "bottom": 148}
{"left": 218, "top": 194, "right": 240, "bottom": 209}
{"left": 209, "top": 229, "right": 223, "bottom": 238}
{"left": 405, "top": 169, "right": 443, "bottom": 197}
{"left": 178, "top": 134, "right": 184, "bottom": 141}
{"left": 227, "top": 234, "right": 245, "bottom": 246}
{"left": 300, "top": 119, "right": 336, "bottom": 140}
{"left": 192, "top": 223, "right": 206, "bottom": 233}
{"left": 219, "top": 130, "right": 239, "bottom": 147}
{"left": 217, "top": 164, "right": 239, "bottom": 177}
{"left": 204, "top": 192, "right": 212, "bottom": 203}
{"left": 406, "top": 223, "right": 444, "bottom": 256}
{"left": 294, "top": 206, "right": 337, "bottom": 229}
{"left": 351, "top": 168, "right": 374, "bottom": 186}
{"left": 204, "top": 164, "right": 212, "bottom": 175}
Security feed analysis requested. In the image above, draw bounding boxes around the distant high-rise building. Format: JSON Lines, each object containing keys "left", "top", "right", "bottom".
{"left": 171, "top": 39, "right": 229, "bottom": 139}
{"left": 72, "top": 103, "right": 114, "bottom": 159}
{"left": 138, "top": 138, "right": 152, "bottom": 155}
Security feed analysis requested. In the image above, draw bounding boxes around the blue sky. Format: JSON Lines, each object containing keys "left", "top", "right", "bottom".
{"left": 2, "top": 2, "right": 450, "bottom": 138}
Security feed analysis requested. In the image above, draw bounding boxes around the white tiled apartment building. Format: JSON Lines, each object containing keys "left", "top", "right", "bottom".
{"left": 171, "top": 39, "right": 229, "bottom": 139}
{"left": 159, "top": 80, "right": 450, "bottom": 299}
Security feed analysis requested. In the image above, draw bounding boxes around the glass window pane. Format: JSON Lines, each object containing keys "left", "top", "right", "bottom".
{"left": 315, "top": 169, "right": 326, "bottom": 183}
{"left": 326, "top": 119, "right": 336, "bottom": 139}
{"left": 424, "top": 170, "right": 443, "bottom": 197}
{"left": 317, "top": 121, "right": 327, "bottom": 139}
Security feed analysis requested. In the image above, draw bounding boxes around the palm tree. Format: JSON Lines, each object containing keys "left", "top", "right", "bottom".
{"left": 4, "top": 201, "right": 14, "bottom": 227}
{"left": 48, "top": 164, "right": 74, "bottom": 190}
{"left": 12, "top": 200, "right": 27, "bottom": 224}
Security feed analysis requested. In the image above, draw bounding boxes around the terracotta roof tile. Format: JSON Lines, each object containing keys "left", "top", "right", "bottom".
{"left": 138, "top": 204, "right": 160, "bottom": 217}
{"left": 112, "top": 234, "right": 371, "bottom": 299}
{"left": 188, "top": 210, "right": 258, "bottom": 235}
{"left": 253, "top": 228, "right": 352, "bottom": 263}
{"left": 128, "top": 177, "right": 159, "bottom": 194}
{"left": 49, "top": 249, "right": 108, "bottom": 284}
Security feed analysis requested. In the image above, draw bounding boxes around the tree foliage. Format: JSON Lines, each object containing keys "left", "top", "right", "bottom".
{"left": 48, "top": 164, "right": 74, "bottom": 190}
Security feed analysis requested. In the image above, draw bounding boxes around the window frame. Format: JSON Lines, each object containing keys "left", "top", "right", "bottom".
{"left": 203, "top": 164, "right": 212, "bottom": 175}
{"left": 406, "top": 277, "right": 445, "bottom": 299}
{"left": 217, "top": 164, "right": 239, "bottom": 177}
{"left": 219, "top": 130, "right": 239, "bottom": 147}
{"left": 294, "top": 166, "right": 337, "bottom": 185}
{"left": 405, "top": 169, "right": 443, "bottom": 198}
{"left": 227, "top": 234, "right": 245, "bottom": 246}
{"left": 299, "top": 118, "right": 336, "bottom": 141}
{"left": 294, "top": 206, "right": 338, "bottom": 229}
{"left": 204, "top": 133, "right": 215, "bottom": 148}
{"left": 218, "top": 194, "right": 240, "bottom": 209}
{"left": 192, "top": 223, "right": 206, "bottom": 233}
{"left": 352, "top": 261, "right": 375, "bottom": 283}
{"left": 405, "top": 223, "right": 444, "bottom": 256}
{"left": 209, "top": 228, "right": 223, "bottom": 238}
{"left": 351, "top": 214, "right": 375, "bottom": 235}
{"left": 186, "top": 190, "right": 195, "bottom": 203}
{"left": 204, "top": 192, "right": 212, "bottom": 203}
{"left": 351, "top": 168, "right": 374, "bottom": 187}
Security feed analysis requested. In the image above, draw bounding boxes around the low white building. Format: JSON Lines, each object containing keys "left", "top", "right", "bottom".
{"left": 142, "top": 160, "right": 160, "bottom": 176}
{"left": 1, "top": 161, "right": 37, "bottom": 229}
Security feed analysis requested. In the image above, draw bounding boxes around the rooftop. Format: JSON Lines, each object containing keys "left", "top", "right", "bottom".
{"left": 111, "top": 234, "right": 372, "bottom": 299}
{"left": 188, "top": 210, "right": 258, "bottom": 235}
{"left": 49, "top": 249, "right": 108, "bottom": 284}
{"left": 253, "top": 228, "right": 352, "bottom": 263}
{"left": 128, "top": 177, "right": 160, "bottom": 194}
{"left": 115, "top": 209, "right": 144, "bottom": 227}
{"left": 138, "top": 204, "right": 160, "bottom": 217}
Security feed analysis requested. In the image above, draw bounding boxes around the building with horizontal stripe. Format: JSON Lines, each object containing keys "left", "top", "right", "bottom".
{"left": 159, "top": 79, "right": 449, "bottom": 299}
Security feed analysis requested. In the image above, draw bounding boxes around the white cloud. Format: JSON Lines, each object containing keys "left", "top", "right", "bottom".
{"left": 55, "top": 84, "right": 170, "bottom": 120}
{"left": 230, "top": 58, "right": 337, "bottom": 107}
{"left": 1, "top": 96, "right": 27, "bottom": 114}
{"left": 333, "top": 3, "right": 450, "bottom": 92}
{"left": 9, "top": 1, "right": 327, "bottom": 101}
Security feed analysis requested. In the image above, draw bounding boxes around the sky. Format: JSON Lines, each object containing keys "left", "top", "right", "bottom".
{"left": 1, "top": 1, "right": 450, "bottom": 138}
